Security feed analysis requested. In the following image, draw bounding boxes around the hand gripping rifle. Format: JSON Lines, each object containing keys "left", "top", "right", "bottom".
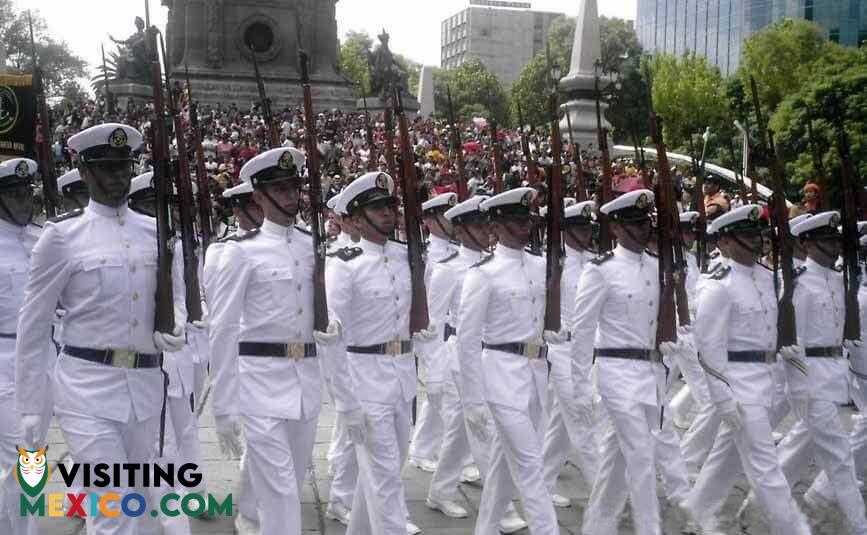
{"left": 750, "top": 76, "right": 796, "bottom": 349}
{"left": 446, "top": 86, "right": 469, "bottom": 202}
{"left": 831, "top": 95, "right": 861, "bottom": 343}
{"left": 249, "top": 45, "right": 280, "bottom": 148}
{"left": 145, "top": 6, "right": 176, "bottom": 336}
{"left": 185, "top": 66, "right": 214, "bottom": 252}
{"left": 28, "top": 12, "right": 59, "bottom": 218}
{"left": 394, "top": 88, "right": 430, "bottom": 334}
{"left": 545, "top": 80, "right": 565, "bottom": 332}
{"left": 299, "top": 50, "right": 330, "bottom": 332}
{"left": 594, "top": 66, "right": 613, "bottom": 252}
{"left": 517, "top": 103, "right": 537, "bottom": 185}
{"left": 159, "top": 33, "right": 203, "bottom": 323}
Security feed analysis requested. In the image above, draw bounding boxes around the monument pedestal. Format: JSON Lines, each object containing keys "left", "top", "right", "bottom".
{"left": 104, "top": 82, "right": 153, "bottom": 107}
{"left": 357, "top": 95, "right": 420, "bottom": 121}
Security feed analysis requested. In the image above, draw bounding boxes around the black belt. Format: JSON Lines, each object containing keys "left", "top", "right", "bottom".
{"left": 63, "top": 345, "right": 162, "bottom": 369}
{"left": 238, "top": 342, "right": 317, "bottom": 359}
{"left": 482, "top": 342, "right": 548, "bottom": 360}
{"left": 347, "top": 340, "right": 413, "bottom": 355}
{"left": 728, "top": 350, "right": 775, "bottom": 363}
{"left": 594, "top": 348, "right": 661, "bottom": 362}
{"left": 444, "top": 323, "right": 456, "bottom": 341}
{"left": 805, "top": 346, "right": 843, "bottom": 358}
{"left": 0, "top": 333, "right": 15, "bottom": 339}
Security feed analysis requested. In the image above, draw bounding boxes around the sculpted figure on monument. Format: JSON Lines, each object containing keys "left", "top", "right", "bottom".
{"left": 368, "top": 30, "right": 408, "bottom": 101}
{"left": 109, "top": 16, "right": 151, "bottom": 84}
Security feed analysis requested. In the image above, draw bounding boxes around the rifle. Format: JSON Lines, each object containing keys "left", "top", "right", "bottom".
{"left": 361, "top": 88, "right": 378, "bottom": 171}
{"left": 831, "top": 95, "right": 861, "bottom": 342}
{"left": 185, "top": 65, "right": 214, "bottom": 252}
{"left": 383, "top": 104, "right": 398, "bottom": 181}
{"left": 517, "top": 103, "right": 537, "bottom": 184}
{"left": 101, "top": 44, "right": 114, "bottom": 117}
{"left": 645, "top": 71, "right": 686, "bottom": 349}
{"left": 691, "top": 128, "right": 711, "bottom": 271}
{"left": 28, "top": 11, "right": 59, "bottom": 218}
{"left": 446, "top": 86, "right": 468, "bottom": 201}
{"left": 299, "top": 50, "right": 330, "bottom": 332}
{"left": 488, "top": 89, "right": 504, "bottom": 194}
{"left": 725, "top": 136, "right": 749, "bottom": 203}
{"left": 564, "top": 110, "right": 587, "bottom": 201}
{"left": 631, "top": 122, "right": 651, "bottom": 190}
{"left": 734, "top": 119, "right": 758, "bottom": 202}
{"left": 144, "top": 1, "right": 176, "bottom": 335}
{"left": 750, "top": 76, "right": 796, "bottom": 348}
{"left": 804, "top": 105, "right": 828, "bottom": 210}
{"left": 393, "top": 87, "right": 430, "bottom": 334}
{"left": 159, "top": 33, "right": 203, "bottom": 323}
{"left": 594, "top": 65, "right": 613, "bottom": 252}
{"left": 249, "top": 45, "right": 280, "bottom": 148}
{"left": 545, "top": 78, "right": 565, "bottom": 332}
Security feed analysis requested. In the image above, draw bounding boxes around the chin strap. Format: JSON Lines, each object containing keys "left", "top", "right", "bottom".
{"left": 260, "top": 188, "right": 298, "bottom": 221}
{"left": 732, "top": 233, "right": 763, "bottom": 259}
{"left": 0, "top": 196, "right": 32, "bottom": 227}
{"left": 566, "top": 228, "right": 593, "bottom": 252}
{"left": 463, "top": 225, "right": 490, "bottom": 253}
{"left": 812, "top": 241, "right": 839, "bottom": 262}
{"left": 361, "top": 207, "right": 393, "bottom": 238}
{"left": 431, "top": 214, "right": 454, "bottom": 242}
{"left": 238, "top": 204, "right": 261, "bottom": 229}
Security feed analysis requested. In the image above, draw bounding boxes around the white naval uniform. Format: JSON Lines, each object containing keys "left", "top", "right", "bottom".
{"left": 541, "top": 244, "right": 599, "bottom": 495}
{"left": 0, "top": 219, "right": 46, "bottom": 535}
{"left": 457, "top": 244, "right": 557, "bottom": 535}
{"left": 209, "top": 219, "right": 322, "bottom": 535}
{"left": 409, "top": 234, "right": 457, "bottom": 464}
{"left": 15, "top": 201, "right": 189, "bottom": 535}
{"left": 770, "top": 259, "right": 867, "bottom": 533}
{"left": 573, "top": 246, "right": 668, "bottom": 535}
{"left": 683, "top": 260, "right": 809, "bottom": 535}
{"left": 326, "top": 237, "right": 416, "bottom": 535}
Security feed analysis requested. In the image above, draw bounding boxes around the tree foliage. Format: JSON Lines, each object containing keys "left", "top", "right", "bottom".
{"left": 1, "top": 5, "right": 88, "bottom": 97}
{"left": 338, "top": 30, "right": 420, "bottom": 100}
{"left": 433, "top": 57, "right": 508, "bottom": 124}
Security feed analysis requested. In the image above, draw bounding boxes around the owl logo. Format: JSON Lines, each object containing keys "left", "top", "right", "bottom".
{"left": 14, "top": 445, "right": 50, "bottom": 498}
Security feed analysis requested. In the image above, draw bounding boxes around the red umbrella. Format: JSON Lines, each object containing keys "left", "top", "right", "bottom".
{"left": 462, "top": 141, "right": 481, "bottom": 153}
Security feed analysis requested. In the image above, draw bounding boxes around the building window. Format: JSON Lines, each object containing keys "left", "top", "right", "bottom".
{"left": 805, "top": 0, "right": 814, "bottom": 21}
{"left": 480, "top": 28, "right": 491, "bottom": 37}
{"left": 829, "top": 28, "right": 840, "bottom": 43}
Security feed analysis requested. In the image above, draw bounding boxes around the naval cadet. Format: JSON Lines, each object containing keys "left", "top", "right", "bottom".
{"left": 57, "top": 168, "right": 90, "bottom": 213}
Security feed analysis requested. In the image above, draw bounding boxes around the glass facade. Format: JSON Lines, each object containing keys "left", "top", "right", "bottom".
{"left": 635, "top": 0, "right": 866, "bottom": 76}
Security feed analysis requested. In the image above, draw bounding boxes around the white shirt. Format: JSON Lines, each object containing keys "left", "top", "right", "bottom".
{"left": 424, "top": 233, "right": 457, "bottom": 288}
{"left": 695, "top": 260, "right": 777, "bottom": 407}
{"left": 208, "top": 219, "right": 321, "bottom": 420}
{"left": 549, "top": 245, "right": 592, "bottom": 369}
{"left": 571, "top": 245, "right": 663, "bottom": 406}
{"left": 457, "top": 245, "right": 547, "bottom": 410}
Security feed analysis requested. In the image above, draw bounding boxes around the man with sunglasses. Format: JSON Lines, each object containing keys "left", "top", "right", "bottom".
{"left": 14, "top": 123, "right": 189, "bottom": 535}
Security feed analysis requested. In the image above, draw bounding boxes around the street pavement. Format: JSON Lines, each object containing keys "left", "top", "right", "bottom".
{"left": 35, "top": 374, "right": 860, "bottom": 534}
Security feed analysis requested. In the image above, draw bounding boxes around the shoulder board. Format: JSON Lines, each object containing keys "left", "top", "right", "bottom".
{"left": 710, "top": 265, "right": 731, "bottom": 280}
{"left": 29, "top": 222, "right": 43, "bottom": 229}
{"left": 793, "top": 265, "right": 807, "bottom": 278}
{"left": 644, "top": 248, "right": 659, "bottom": 258}
{"left": 524, "top": 246, "right": 542, "bottom": 257}
{"left": 590, "top": 251, "right": 615, "bottom": 265}
{"left": 758, "top": 262, "right": 773, "bottom": 272}
{"left": 389, "top": 237, "right": 407, "bottom": 246}
{"left": 702, "top": 262, "right": 722, "bottom": 275}
{"left": 710, "top": 250, "right": 721, "bottom": 259}
{"left": 438, "top": 251, "right": 459, "bottom": 264}
{"left": 449, "top": 239, "right": 461, "bottom": 247}
{"left": 48, "top": 208, "right": 84, "bottom": 224}
{"left": 294, "top": 225, "right": 312, "bottom": 235}
{"left": 470, "top": 254, "right": 494, "bottom": 268}
{"left": 336, "top": 246, "right": 363, "bottom": 262}
{"left": 224, "top": 228, "right": 260, "bottom": 242}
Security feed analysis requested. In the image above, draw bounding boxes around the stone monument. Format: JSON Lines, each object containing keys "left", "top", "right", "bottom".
{"left": 417, "top": 66, "right": 435, "bottom": 119}
{"left": 559, "top": 0, "right": 611, "bottom": 150}
{"left": 100, "top": 16, "right": 154, "bottom": 106}
{"left": 357, "top": 30, "right": 419, "bottom": 119}
{"left": 162, "top": 0, "right": 356, "bottom": 111}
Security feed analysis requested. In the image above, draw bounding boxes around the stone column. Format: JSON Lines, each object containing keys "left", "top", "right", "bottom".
{"left": 417, "top": 66, "right": 435, "bottom": 119}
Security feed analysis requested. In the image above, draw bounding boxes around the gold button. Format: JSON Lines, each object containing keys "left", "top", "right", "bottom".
{"left": 100, "top": 257, "right": 106, "bottom": 264}
{"left": 296, "top": 331, "right": 302, "bottom": 338}
{"left": 531, "top": 298, "right": 536, "bottom": 303}
{"left": 394, "top": 296, "right": 399, "bottom": 301}
{"left": 272, "top": 271, "right": 278, "bottom": 276}
{"left": 646, "top": 280, "right": 650, "bottom": 286}
{"left": 119, "top": 220, "right": 125, "bottom": 226}
{"left": 133, "top": 292, "right": 139, "bottom": 300}
{"left": 383, "top": 257, "right": 389, "bottom": 263}
{"left": 130, "top": 264, "right": 137, "bottom": 273}
{"left": 391, "top": 276, "right": 395, "bottom": 281}
{"left": 294, "top": 260, "right": 299, "bottom": 266}
{"left": 124, "top": 243, "right": 130, "bottom": 249}
{"left": 297, "top": 284, "right": 302, "bottom": 291}
{"left": 649, "top": 301, "right": 654, "bottom": 307}
{"left": 132, "top": 319, "right": 139, "bottom": 327}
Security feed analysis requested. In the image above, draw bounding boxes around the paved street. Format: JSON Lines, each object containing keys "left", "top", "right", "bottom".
{"left": 35, "top": 374, "right": 860, "bottom": 535}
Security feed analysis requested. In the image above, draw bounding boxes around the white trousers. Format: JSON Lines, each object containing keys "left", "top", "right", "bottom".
{"left": 57, "top": 409, "right": 190, "bottom": 535}
{"left": 683, "top": 404, "right": 810, "bottom": 535}
{"left": 583, "top": 397, "right": 662, "bottom": 535}
{"left": 808, "top": 413, "right": 867, "bottom": 503}
{"left": 242, "top": 413, "right": 318, "bottom": 535}
{"left": 347, "top": 399, "right": 412, "bottom": 535}
{"left": 679, "top": 401, "right": 721, "bottom": 474}
{"left": 0, "top": 393, "right": 41, "bottom": 535}
{"left": 429, "top": 373, "right": 472, "bottom": 500}
{"left": 328, "top": 409, "right": 359, "bottom": 509}
{"left": 410, "top": 387, "right": 444, "bottom": 461}
{"left": 541, "top": 355, "right": 598, "bottom": 494}
{"left": 475, "top": 397, "right": 558, "bottom": 535}
{"left": 164, "top": 393, "right": 205, "bottom": 495}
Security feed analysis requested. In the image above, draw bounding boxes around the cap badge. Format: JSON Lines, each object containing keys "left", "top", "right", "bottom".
{"left": 830, "top": 213, "right": 840, "bottom": 226}
{"left": 109, "top": 128, "right": 128, "bottom": 148}
{"left": 14, "top": 161, "right": 29, "bottom": 178}
{"left": 448, "top": 195, "right": 457, "bottom": 206}
{"left": 636, "top": 193, "right": 649, "bottom": 209}
{"left": 748, "top": 207, "right": 760, "bottom": 222}
{"left": 375, "top": 173, "right": 388, "bottom": 190}
{"left": 278, "top": 151, "right": 295, "bottom": 171}
{"left": 581, "top": 205, "right": 592, "bottom": 217}
{"left": 521, "top": 191, "right": 532, "bottom": 206}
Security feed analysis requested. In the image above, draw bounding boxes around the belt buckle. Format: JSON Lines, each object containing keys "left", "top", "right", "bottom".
{"left": 523, "top": 343, "right": 540, "bottom": 359}
{"left": 111, "top": 350, "right": 137, "bottom": 369}
{"left": 287, "top": 344, "right": 306, "bottom": 361}
{"left": 650, "top": 349, "right": 662, "bottom": 363}
{"left": 763, "top": 350, "right": 777, "bottom": 364}
{"left": 385, "top": 340, "right": 402, "bottom": 356}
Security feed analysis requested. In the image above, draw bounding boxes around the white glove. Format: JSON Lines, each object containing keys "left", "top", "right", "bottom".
{"left": 780, "top": 345, "right": 808, "bottom": 376}
{"left": 465, "top": 405, "right": 490, "bottom": 443}
{"left": 544, "top": 329, "right": 569, "bottom": 344}
{"left": 659, "top": 338, "right": 686, "bottom": 359}
{"left": 412, "top": 323, "right": 438, "bottom": 343}
{"left": 20, "top": 414, "right": 43, "bottom": 449}
{"left": 153, "top": 324, "right": 186, "bottom": 352}
{"left": 342, "top": 408, "right": 367, "bottom": 445}
{"left": 790, "top": 396, "right": 810, "bottom": 420}
{"left": 190, "top": 319, "right": 208, "bottom": 331}
{"left": 314, "top": 320, "right": 342, "bottom": 346}
{"left": 676, "top": 324, "right": 693, "bottom": 338}
{"left": 844, "top": 339, "right": 863, "bottom": 350}
{"left": 215, "top": 414, "right": 244, "bottom": 459}
{"left": 717, "top": 399, "right": 743, "bottom": 431}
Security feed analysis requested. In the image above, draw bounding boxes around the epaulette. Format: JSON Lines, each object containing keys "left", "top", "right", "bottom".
{"left": 30, "top": 222, "right": 43, "bottom": 229}
{"left": 470, "top": 254, "right": 494, "bottom": 268}
{"left": 449, "top": 239, "right": 461, "bottom": 247}
{"left": 223, "top": 228, "right": 260, "bottom": 242}
{"left": 294, "top": 225, "right": 312, "bottom": 235}
{"left": 644, "top": 248, "right": 659, "bottom": 258}
{"left": 709, "top": 249, "right": 721, "bottom": 259}
{"left": 48, "top": 208, "right": 84, "bottom": 224}
{"left": 389, "top": 237, "right": 407, "bottom": 246}
{"left": 336, "top": 246, "right": 363, "bottom": 261}
{"left": 710, "top": 265, "right": 731, "bottom": 280}
{"left": 703, "top": 262, "right": 723, "bottom": 276}
{"left": 590, "top": 251, "right": 615, "bottom": 265}
{"left": 793, "top": 265, "right": 807, "bottom": 278}
{"left": 524, "top": 246, "right": 542, "bottom": 257}
{"left": 758, "top": 262, "right": 773, "bottom": 272}
{"left": 438, "top": 251, "right": 459, "bottom": 264}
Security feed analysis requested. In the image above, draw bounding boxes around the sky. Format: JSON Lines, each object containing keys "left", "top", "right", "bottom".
{"left": 19, "top": 0, "right": 637, "bottom": 75}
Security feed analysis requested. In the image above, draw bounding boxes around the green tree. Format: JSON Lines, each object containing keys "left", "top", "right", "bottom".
{"left": 440, "top": 57, "right": 508, "bottom": 124}
{"left": 1, "top": 6, "right": 88, "bottom": 97}
{"left": 509, "top": 52, "right": 549, "bottom": 129}
{"left": 337, "top": 30, "right": 373, "bottom": 98}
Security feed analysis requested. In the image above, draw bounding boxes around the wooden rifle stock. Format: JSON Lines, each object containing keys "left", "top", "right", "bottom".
{"left": 160, "top": 33, "right": 202, "bottom": 323}
{"left": 146, "top": 22, "right": 175, "bottom": 334}
{"left": 545, "top": 91, "right": 564, "bottom": 332}
{"left": 517, "top": 103, "right": 537, "bottom": 185}
{"left": 383, "top": 105, "right": 397, "bottom": 181}
{"left": 394, "top": 89, "right": 429, "bottom": 333}
{"left": 185, "top": 67, "right": 214, "bottom": 251}
{"left": 299, "top": 50, "right": 330, "bottom": 332}
{"left": 249, "top": 46, "right": 280, "bottom": 148}
{"left": 446, "top": 87, "right": 468, "bottom": 201}
{"left": 750, "top": 77, "right": 796, "bottom": 348}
